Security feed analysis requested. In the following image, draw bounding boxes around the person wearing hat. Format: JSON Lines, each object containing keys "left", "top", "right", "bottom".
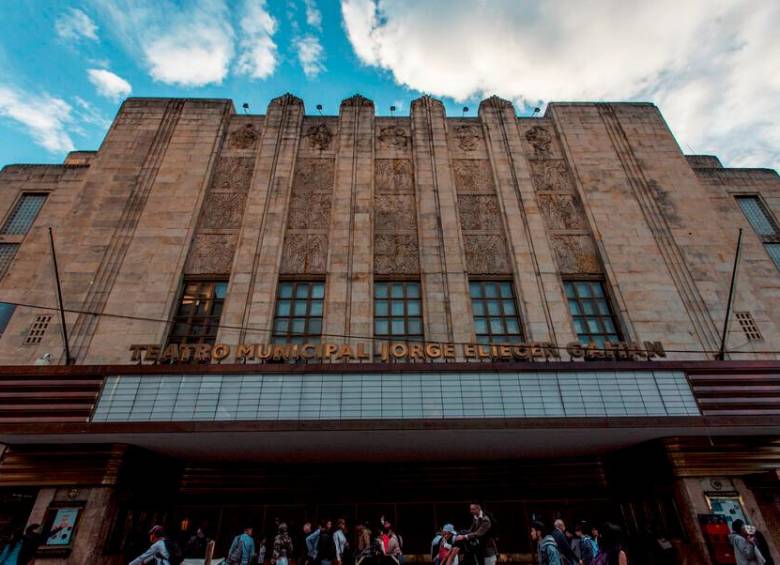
{"left": 129, "top": 525, "right": 170, "bottom": 565}
{"left": 432, "top": 524, "right": 459, "bottom": 565}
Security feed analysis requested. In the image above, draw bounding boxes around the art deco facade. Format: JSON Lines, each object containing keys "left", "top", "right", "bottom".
{"left": 0, "top": 94, "right": 779, "bottom": 564}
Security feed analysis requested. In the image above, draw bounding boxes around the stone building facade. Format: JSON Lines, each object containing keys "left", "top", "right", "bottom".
{"left": 0, "top": 94, "right": 779, "bottom": 564}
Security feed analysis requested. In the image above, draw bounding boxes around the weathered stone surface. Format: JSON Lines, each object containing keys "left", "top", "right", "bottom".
{"left": 287, "top": 193, "right": 331, "bottom": 229}
{"left": 375, "top": 194, "right": 417, "bottom": 230}
{"left": 280, "top": 233, "right": 328, "bottom": 273}
{"left": 201, "top": 192, "right": 247, "bottom": 229}
{"left": 229, "top": 123, "right": 259, "bottom": 150}
{"left": 463, "top": 234, "right": 511, "bottom": 274}
{"left": 375, "top": 159, "right": 414, "bottom": 193}
{"left": 377, "top": 125, "right": 409, "bottom": 150}
{"left": 454, "top": 124, "right": 482, "bottom": 151}
{"left": 211, "top": 157, "right": 255, "bottom": 193}
{"left": 374, "top": 233, "right": 419, "bottom": 274}
{"left": 292, "top": 158, "right": 335, "bottom": 193}
{"left": 530, "top": 160, "right": 572, "bottom": 192}
{"left": 525, "top": 125, "right": 553, "bottom": 157}
{"left": 304, "top": 123, "right": 334, "bottom": 151}
{"left": 452, "top": 159, "right": 495, "bottom": 194}
{"left": 457, "top": 194, "right": 502, "bottom": 230}
{"left": 185, "top": 232, "right": 238, "bottom": 274}
{"left": 537, "top": 193, "right": 588, "bottom": 230}
{"left": 549, "top": 233, "right": 601, "bottom": 274}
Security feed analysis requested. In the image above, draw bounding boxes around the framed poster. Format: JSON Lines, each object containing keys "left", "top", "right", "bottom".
{"left": 706, "top": 494, "right": 748, "bottom": 530}
{"left": 39, "top": 502, "right": 84, "bottom": 554}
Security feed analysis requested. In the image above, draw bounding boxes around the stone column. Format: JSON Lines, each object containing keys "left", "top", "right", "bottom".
{"left": 323, "top": 95, "right": 375, "bottom": 351}
{"left": 479, "top": 96, "right": 575, "bottom": 345}
{"left": 219, "top": 94, "right": 304, "bottom": 348}
{"left": 409, "top": 96, "right": 472, "bottom": 345}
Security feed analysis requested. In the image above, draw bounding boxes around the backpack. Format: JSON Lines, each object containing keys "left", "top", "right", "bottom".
{"left": 317, "top": 531, "right": 336, "bottom": 561}
{"left": 163, "top": 538, "right": 184, "bottom": 565}
{"left": 228, "top": 535, "right": 248, "bottom": 564}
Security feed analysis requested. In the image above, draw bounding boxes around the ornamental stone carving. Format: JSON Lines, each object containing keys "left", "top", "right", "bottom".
{"left": 341, "top": 94, "right": 374, "bottom": 108}
{"left": 375, "top": 194, "right": 417, "bottom": 230}
{"left": 454, "top": 124, "right": 482, "bottom": 151}
{"left": 549, "top": 234, "right": 601, "bottom": 274}
{"left": 201, "top": 193, "right": 247, "bottom": 229}
{"left": 229, "top": 123, "right": 259, "bottom": 150}
{"left": 463, "top": 234, "right": 511, "bottom": 274}
{"left": 281, "top": 233, "right": 328, "bottom": 274}
{"left": 525, "top": 125, "right": 553, "bottom": 157}
{"left": 375, "top": 159, "right": 414, "bottom": 194}
{"left": 292, "top": 159, "right": 335, "bottom": 193}
{"left": 377, "top": 126, "right": 409, "bottom": 150}
{"left": 185, "top": 233, "right": 238, "bottom": 274}
{"left": 537, "top": 194, "right": 587, "bottom": 230}
{"left": 457, "top": 194, "right": 502, "bottom": 231}
{"left": 530, "top": 160, "right": 572, "bottom": 192}
{"left": 287, "top": 193, "right": 332, "bottom": 230}
{"left": 305, "top": 123, "right": 333, "bottom": 151}
{"left": 453, "top": 160, "right": 495, "bottom": 194}
{"left": 212, "top": 157, "right": 255, "bottom": 193}
{"left": 374, "top": 233, "right": 419, "bottom": 274}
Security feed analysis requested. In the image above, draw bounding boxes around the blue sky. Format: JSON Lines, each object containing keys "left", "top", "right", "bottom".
{"left": 0, "top": 1, "right": 778, "bottom": 170}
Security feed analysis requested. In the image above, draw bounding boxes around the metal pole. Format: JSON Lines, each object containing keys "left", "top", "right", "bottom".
{"left": 48, "top": 227, "right": 72, "bottom": 365}
{"left": 717, "top": 228, "right": 743, "bottom": 360}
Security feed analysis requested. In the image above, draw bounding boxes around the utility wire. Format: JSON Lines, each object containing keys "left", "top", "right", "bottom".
{"left": 2, "top": 298, "right": 778, "bottom": 356}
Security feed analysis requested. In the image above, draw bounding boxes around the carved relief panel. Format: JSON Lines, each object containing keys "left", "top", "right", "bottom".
{"left": 375, "top": 159, "right": 414, "bottom": 193}
{"left": 211, "top": 157, "right": 255, "bottom": 193}
{"left": 453, "top": 159, "right": 495, "bottom": 194}
{"left": 185, "top": 232, "right": 239, "bottom": 274}
{"left": 463, "top": 234, "right": 511, "bottom": 274}
{"left": 529, "top": 160, "right": 572, "bottom": 193}
{"left": 549, "top": 234, "right": 601, "bottom": 274}
{"left": 447, "top": 119, "right": 487, "bottom": 157}
{"left": 281, "top": 233, "right": 329, "bottom": 274}
{"left": 298, "top": 118, "right": 338, "bottom": 157}
{"left": 374, "top": 158, "right": 419, "bottom": 274}
{"left": 536, "top": 194, "right": 588, "bottom": 230}
{"left": 374, "top": 233, "right": 420, "bottom": 275}
{"left": 375, "top": 119, "right": 411, "bottom": 158}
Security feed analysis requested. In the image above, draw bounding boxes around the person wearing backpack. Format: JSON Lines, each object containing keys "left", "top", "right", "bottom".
{"left": 228, "top": 526, "right": 257, "bottom": 565}
{"left": 574, "top": 523, "right": 596, "bottom": 565}
{"left": 530, "top": 521, "right": 562, "bottom": 565}
{"left": 314, "top": 520, "right": 337, "bottom": 565}
{"left": 129, "top": 525, "right": 175, "bottom": 565}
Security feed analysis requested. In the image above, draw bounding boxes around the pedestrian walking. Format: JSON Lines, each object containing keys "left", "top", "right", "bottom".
{"left": 452, "top": 502, "right": 497, "bottom": 565}
{"left": 334, "top": 519, "right": 350, "bottom": 565}
{"left": 593, "top": 523, "right": 627, "bottom": 565}
{"left": 314, "top": 520, "right": 337, "bottom": 565}
{"left": 227, "top": 526, "right": 257, "bottom": 565}
{"left": 552, "top": 520, "right": 580, "bottom": 565}
{"left": 574, "top": 523, "right": 597, "bottom": 565}
{"left": 728, "top": 520, "right": 766, "bottom": 565}
{"left": 129, "top": 525, "right": 171, "bottom": 565}
{"left": 530, "top": 521, "right": 562, "bottom": 565}
{"left": 273, "top": 523, "right": 294, "bottom": 565}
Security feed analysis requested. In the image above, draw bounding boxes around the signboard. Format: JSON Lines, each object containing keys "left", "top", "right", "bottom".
{"left": 129, "top": 340, "right": 665, "bottom": 364}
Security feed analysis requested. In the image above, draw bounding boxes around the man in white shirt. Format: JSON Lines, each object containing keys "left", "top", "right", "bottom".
{"left": 130, "top": 525, "right": 170, "bottom": 565}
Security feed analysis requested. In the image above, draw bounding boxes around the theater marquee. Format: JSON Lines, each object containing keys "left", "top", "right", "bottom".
{"left": 129, "top": 340, "right": 666, "bottom": 364}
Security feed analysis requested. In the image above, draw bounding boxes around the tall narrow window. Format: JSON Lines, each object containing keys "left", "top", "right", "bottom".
{"left": 735, "top": 196, "right": 780, "bottom": 270}
{"left": 469, "top": 280, "right": 523, "bottom": 344}
{"left": 374, "top": 281, "right": 423, "bottom": 342}
{"left": 1, "top": 193, "right": 47, "bottom": 235}
{"left": 0, "top": 302, "right": 15, "bottom": 337}
{"left": 168, "top": 280, "right": 227, "bottom": 346}
{"left": 272, "top": 281, "right": 325, "bottom": 343}
{"left": 0, "top": 244, "right": 18, "bottom": 278}
{"left": 564, "top": 280, "right": 621, "bottom": 346}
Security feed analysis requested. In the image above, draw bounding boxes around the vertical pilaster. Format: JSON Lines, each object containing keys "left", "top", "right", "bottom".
{"left": 479, "top": 96, "right": 575, "bottom": 345}
{"left": 410, "top": 97, "right": 471, "bottom": 344}
{"left": 220, "top": 94, "right": 304, "bottom": 348}
{"left": 324, "top": 95, "right": 374, "bottom": 349}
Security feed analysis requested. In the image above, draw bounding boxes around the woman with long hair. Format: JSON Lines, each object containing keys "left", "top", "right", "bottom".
{"left": 595, "top": 523, "right": 627, "bottom": 565}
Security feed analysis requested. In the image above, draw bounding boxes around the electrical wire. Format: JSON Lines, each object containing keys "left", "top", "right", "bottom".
{"left": 3, "top": 298, "right": 778, "bottom": 357}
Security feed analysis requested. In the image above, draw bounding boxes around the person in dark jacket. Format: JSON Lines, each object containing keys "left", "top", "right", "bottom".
{"left": 451, "top": 503, "right": 496, "bottom": 565}
{"left": 552, "top": 521, "right": 580, "bottom": 565}
{"left": 754, "top": 528, "right": 775, "bottom": 565}
{"left": 18, "top": 523, "right": 64, "bottom": 565}
{"left": 531, "top": 521, "right": 562, "bottom": 565}
{"left": 184, "top": 527, "right": 210, "bottom": 559}
{"left": 573, "top": 523, "right": 595, "bottom": 565}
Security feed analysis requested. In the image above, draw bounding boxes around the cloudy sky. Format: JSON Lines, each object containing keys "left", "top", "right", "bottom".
{"left": 0, "top": 0, "right": 778, "bottom": 170}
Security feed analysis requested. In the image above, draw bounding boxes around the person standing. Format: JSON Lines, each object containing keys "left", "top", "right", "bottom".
{"left": 550, "top": 520, "right": 580, "bottom": 565}
{"left": 228, "top": 526, "right": 257, "bottom": 565}
{"left": 594, "top": 523, "right": 627, "bottom": 565}
{"left": 574, "top": 523, "right": 596, "bottom": 565}
{"left": 728, "top": 520, "right": 766, "bottom": 565}
{"left": 184, "top": 527, "right": 210, "bottom": 559}
{"left": 314, "top": 520, "right": 337, "bottom": 565}
{"left": 432, "top": 524, "right": 458, "bottom": 565}
{"left": 354, "top": 523, "right": 373, "bottom": 565}
{"left": 129, "top": 525, "right": 170, "bottom": 565}
{"left": 530, "top": 521, "right": 562, "bottom": 565}
{"left": 452, "top": 503, "right": 497, "bottom": 565}
{"left": 379, "top": 522, "right": 402, "bottom": 565}
{"left": 334, "top": 519, "right": 350, "bottom": 565}
{"left": 273, "top": 523, "right": 294, "bottom": 565}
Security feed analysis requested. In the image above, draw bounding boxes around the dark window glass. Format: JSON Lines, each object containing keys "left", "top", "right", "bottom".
{"left": 272, "top": 281, "right": 325, "bottom": 343}
{"left": 564, "top": 280, "right": 621, "bottom": 347}
{"left": 736, "top": 196, "right": 778, "bottom": 237}
{"left": 0, "top": 302, "right": 15, "bottom": 336}
{"left": 0, "top": 243, "right": 19, "bottom": 278}
{"left": 765, "top": 243, "right": 780, "bottom": 271}
{"left": 168, "top": 280, "right": 228, "bottom": 346}
{"left": 469, "top": 280, "right": 524, "bottom": 344}
{"left": 374, "top": 281, "right": 423, "bottom": 342}
{"left": 1, "top": 193, "right": 47, "bottom": 235}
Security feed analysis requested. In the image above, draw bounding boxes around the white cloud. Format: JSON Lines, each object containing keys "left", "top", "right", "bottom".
{"left": 92, "top": 0, "right": 236, "bottom": 87}
{"left": 55, "top": 8, "right": 99, "bottom": 42}
{"left": 236, "top": 0, "right": 279, "bottom": 79}
{"left": 0, "top": 86, "right": 75, "bottom": 153}
{"left": 340, "top": 0, "right": 780, "bottom": 169}
{"left": 295, "top": 34, "right": 325, "bottom": 78}
{"left": 87, "top": 69, "right": 132, "bottom": 101}
{"left": 303, "top": 0, "right": 322, "bottom": 29}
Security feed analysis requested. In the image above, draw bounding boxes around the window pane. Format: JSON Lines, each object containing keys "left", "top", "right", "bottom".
{"left": 310, "top": 301, "right": 323, "bottom": 316}
{"left": 391, "top": 302, "right": 404, "bottom": 316}
{"left": 307, "top": 319, "right": 322, "bottom": 334}
{"left": 214, "top": 282, "right": 228, "bottom": 299}
{"left": 374, "top": 281, "right": 424, "bottom": 340}
{"left": 737, "top": 197, "right": 777, "bottom": 236}
{"left": 474, "top": 318, "right": 488, "bottom": 334}
{"left": 765, "top": 244, "right": 780, "bottom": 271}
{"left": 0, "top": 302, "right": 15, "bottom": 336}
{"left": 472, "top": 302, "right": 485, "bottom": 316}
{"left": 602, "top": 318, "right": 616, "bottom": 333}
{"left": 505, "top": 318, "right": 520, "bottom": 335}
{"left": 484, "top": 284, "right": 498, "bottom": 298}
{"left": 582, "top": 301, "right": 595, "bottom": 315}
{"left": 0, "top": 243, "right": 19, "bottom": 278}
{"left": 406, "top": 283, "right": 421, "bottom": 298}
{"left": 278, "top": 283, "right": 293, "bottom": 298}
{"left": 407, "top": 319, "right": 422, "bottom": 335}
{"left": 587, "top": 319, "right": 601, "bottom": 333}
{"left": 291, "top": 319, "right": 306, "bottom": 334}
{"left": 469, "top": 282, "right": 483, "bottom": 298}
{"left": 375, "top": 300, "right": 389, "bottom": 316}
{"left": 168, "top": 280, "right": 227, "bottom": 347}
{"left": 311, "top": 283, "right": 325, "bottom": 299}
{"left": 470, "top": 280, "right": 523, "bottom": 344}
{"left": 502, "top": 300, "right": 516, "bottom": 315}
{"left": 568, "top": 299, "right": 581, "bottom": 315}
{"left": 490, "top": 319, "right": 504, "bottom": 334}
{"left": 276, "top": 300, "right": 291, "bottom": 316}
{"left": 596, "top": 300, "right": 610, "bottom": 315}
{"left": 576, "top": 282, "right": 592, "bottom": 297}
{"left": 293, "top": 301, "right": 308, "bottom": 316}
{"left": 499, "top": 282, "right": 513, "bottom": 297}
{"left": 390, "top": 284, "right": 404, "bottom": 298}
{"left": 564, "top": 283, "right": 575, "bottom": 298}
{"left": 375, "top": 283, "right": 388, "bottom": 298}
{"left": 274, "top": 319, "right": 289, "bottom": 333}
{"left": 407, "top": 301, "right": 421, "bottom": 316}
{"left": 486, "top": 300, "right": 500, "bottom": 316}
{"left": 272, "top": 281, "right": 325, "bottom": 343}
{"left": 295, "top": 284, "right": 309, "bottom": 298}
{"left": 1, "top": 194, "right": 47, "bottom": 235}
{"left": 375, "top": 320, "right": 389, "bottom": 335}
{"left": 391, "top": 319, "right": 405, "bottom": 335}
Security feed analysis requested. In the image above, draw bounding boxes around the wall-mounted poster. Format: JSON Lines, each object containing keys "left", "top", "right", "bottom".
{"left": 706, "top": 495, "right": 748, "bottom": 530}
{"left": 45, "top": 506, "right": 81, "bottom": 546}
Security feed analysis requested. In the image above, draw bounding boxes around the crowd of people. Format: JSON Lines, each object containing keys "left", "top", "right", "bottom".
{"left": 110, "top": 502, "right": 776, "bottom": 565}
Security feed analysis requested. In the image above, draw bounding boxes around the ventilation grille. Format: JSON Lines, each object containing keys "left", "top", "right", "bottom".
{"left": 735, "top": 312, "right": 762, "bottom": 341}
{"left": 25, "top": 315, "right": 52, "bottom": 345}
